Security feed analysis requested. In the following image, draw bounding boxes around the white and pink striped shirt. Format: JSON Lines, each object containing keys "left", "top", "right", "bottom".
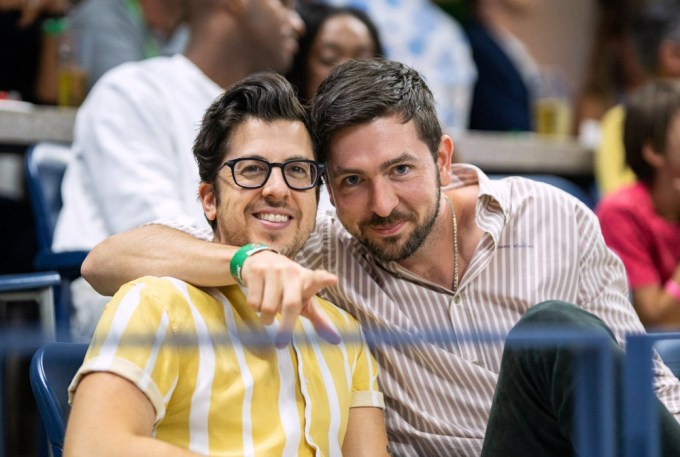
{"left": 174, "top": 164, "right": 680, "bottom": 456}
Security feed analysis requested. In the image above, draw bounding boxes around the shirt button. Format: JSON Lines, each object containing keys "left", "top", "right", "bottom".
{"left": 454, "top": 295, "right": 461, "bottom": 304}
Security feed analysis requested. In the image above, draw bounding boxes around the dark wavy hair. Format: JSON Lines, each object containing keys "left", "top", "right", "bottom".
{"left": 285, "top": 2, "right": 384, "bottom": 102}
{"left": 193, "top": 72, "right": 311, "bottom": 184}
{"left": 310, "top": 58, "right": 442, "bottom": 165}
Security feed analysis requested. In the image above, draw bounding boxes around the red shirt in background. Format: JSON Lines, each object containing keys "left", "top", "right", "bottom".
{"left": 596, "top": 182, "right": 680, "bottom": 288}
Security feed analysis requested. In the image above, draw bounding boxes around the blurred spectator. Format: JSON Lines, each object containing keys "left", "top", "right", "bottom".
{"left": 573, "top": 0, "right": 646, "bottom": 146}
{"left": 52, "top": 0, "right": 303, "bottom": 340}
{"left": 596, "top": 79, "right": 680, "bottom": 329}
{"left": 0, "top": 0, "right": 70, "bottom": 103}
{"left": 285, "top": 2, "right": 383, "bottom": 102}
{"left": 596, "top": 0, "right": 680, "bottom": 196}
{"left": 70, "top": 0, "right": 189, "bottom": 91}
{"left": 311, "top": 0, "right": 476, "bottom": 135}
{"left": 455, "top": 0, "right": 541, "bottom": 133}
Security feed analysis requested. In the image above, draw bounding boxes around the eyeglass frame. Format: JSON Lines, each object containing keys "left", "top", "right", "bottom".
{"left": 218, "top": 157, "right": 326, "bottom": 191}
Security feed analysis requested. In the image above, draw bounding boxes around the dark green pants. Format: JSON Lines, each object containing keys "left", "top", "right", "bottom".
{"left": 481, "top": 301, "right": 680, "bottom": 457}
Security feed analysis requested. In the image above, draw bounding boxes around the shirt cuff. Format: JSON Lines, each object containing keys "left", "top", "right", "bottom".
{"left": 350, "top": 391, "right": 385, "bottom": 409}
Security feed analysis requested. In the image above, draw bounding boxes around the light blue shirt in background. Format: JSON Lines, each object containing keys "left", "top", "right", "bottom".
{"left": 322, "top": 0, "right": 477, "bottom": 135}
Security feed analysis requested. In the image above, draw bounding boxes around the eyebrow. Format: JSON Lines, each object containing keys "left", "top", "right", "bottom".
{"left": 331, "top": 152, "right": 418, "bottom": 176}
{"left": 233, "top": 154, "right": 315, "bottom": 162}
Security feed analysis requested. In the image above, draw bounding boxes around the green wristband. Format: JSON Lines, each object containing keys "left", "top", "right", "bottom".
{"left": 230, "top": 243, "right": 277, "bottom": 286}
{"left": 42, "top": 17, "right": 68, "bottom": 36}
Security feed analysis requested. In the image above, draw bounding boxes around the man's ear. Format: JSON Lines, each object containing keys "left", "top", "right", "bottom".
{"left": 642, "top": 142, "right": 665, "bottom": 169}
{"left": 199, "top": 182, "right": 218, "bottom": 223}
{"left": 437, "top": 134, "right": 454, "bottom": 187}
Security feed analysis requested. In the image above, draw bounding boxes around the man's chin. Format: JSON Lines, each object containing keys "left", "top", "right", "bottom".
{"left": 359, "top": 237, "right": 409, "bottom": 262}
{"left": 255, "top": 236, "right": 303, "bottom": 260}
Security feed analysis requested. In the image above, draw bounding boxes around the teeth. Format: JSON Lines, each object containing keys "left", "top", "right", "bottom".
{"left": 257, "top": 213, "right": 290, "bottom": 222}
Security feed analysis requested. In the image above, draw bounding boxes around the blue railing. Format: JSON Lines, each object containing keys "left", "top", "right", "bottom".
{"left": 3, "top": 325, "right": 680, "bottom": 457}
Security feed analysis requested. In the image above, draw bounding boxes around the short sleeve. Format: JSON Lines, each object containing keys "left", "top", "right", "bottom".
{"left": 349, "top": 327, "right": 384, "bottom": 409}
{"left": 68, "top": 277, "right": 186, "bottom": 424}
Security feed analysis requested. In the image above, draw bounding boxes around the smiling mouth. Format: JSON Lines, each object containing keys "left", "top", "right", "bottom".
{"left": 255, "top": 213, "right": 291, "bottom": 223}
{"left": 369, "top": 221, "right": 404, "bottom": 235}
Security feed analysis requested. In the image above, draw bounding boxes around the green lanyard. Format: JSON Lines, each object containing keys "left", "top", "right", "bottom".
{"left": 124, "top": 0, "right": 159, "bottom": 58}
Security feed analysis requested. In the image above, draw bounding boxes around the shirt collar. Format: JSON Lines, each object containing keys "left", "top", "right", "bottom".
{"left": 449, "top": 163, "right": 510, "bottom": 221}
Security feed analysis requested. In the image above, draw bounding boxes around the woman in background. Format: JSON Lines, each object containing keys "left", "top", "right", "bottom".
{"left": 286, "top": 2, "right": 383, "bottom": 102}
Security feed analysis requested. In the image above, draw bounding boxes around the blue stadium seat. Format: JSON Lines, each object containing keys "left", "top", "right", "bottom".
{"left": 25, "top": 142, "right": 88, "bottom": 337}
{"left": 29, "top": 343, "right": 88, "bottom": 457}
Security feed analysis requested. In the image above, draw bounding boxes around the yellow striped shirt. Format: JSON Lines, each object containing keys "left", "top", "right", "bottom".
{"left": 69, "top": 276, "right": 383, "bottom": 456}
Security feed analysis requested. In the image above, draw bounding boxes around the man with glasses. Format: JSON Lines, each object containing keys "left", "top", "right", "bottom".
{"left": 64, "top": 73, "right": 389, "bottom": 457}
{"left": 222, "top": 158, "right": 324, "bottom": 194}
{"left": 52, "top": 0, "right": 304, "bottom": 340}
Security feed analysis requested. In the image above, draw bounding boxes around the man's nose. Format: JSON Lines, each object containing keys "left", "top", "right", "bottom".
{"left": 261, "top": 167, "right": 289, "bottom": 198}
{"left": 368, "top": 179, "right": 398, "bottom": 217}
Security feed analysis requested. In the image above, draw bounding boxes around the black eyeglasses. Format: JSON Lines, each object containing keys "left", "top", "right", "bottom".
{"left": 219, "top": 158, "right": 325, "bottom": 191}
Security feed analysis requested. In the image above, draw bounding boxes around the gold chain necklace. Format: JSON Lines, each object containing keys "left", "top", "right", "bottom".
{"left": 444, "top": 195, "right": 459, "bottom": 293}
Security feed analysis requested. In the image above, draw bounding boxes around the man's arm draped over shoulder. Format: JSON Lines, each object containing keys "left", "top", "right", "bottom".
{"left": 82, "top": 224, "right": 341, "bottom": 346}
{"left": 82, "top": 224, "right": 233, "bottom": 296}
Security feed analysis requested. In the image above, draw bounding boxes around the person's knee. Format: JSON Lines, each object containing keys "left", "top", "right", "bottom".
{"left": 515, "top": 300, "right": 614, "bottom": 338}
{"left": 504, "top": 301, "right": 619, "bottom": 374}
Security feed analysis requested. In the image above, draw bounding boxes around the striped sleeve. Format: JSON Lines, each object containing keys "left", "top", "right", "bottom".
{"left": 68, "top": 277, "right": 187, "bottom": 423}
{"left": 348, "top": 325, "right": 384, "bottom": 409}
{"left": 349, "top": 349, "right": 384, "bottom": 408}
{"left": 313, "top": 296, "right": 384, "bottom": 410}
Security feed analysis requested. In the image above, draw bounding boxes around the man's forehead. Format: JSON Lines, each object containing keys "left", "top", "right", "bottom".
{"left": 227, "top": 118, "right": 314, "bottom": 160}
{"left": 326, "top": 116, "right": 425, "bottom": 167}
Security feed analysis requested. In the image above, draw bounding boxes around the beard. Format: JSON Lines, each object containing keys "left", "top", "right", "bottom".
{"left": 257, "top": 226, "right": 309, "bottom": 259}
{"left": 354, "top": 187, "right": 441, "bottom": 262}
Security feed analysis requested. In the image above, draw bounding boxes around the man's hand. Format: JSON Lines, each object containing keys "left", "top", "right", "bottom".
{"left": 241, "top": 250, "right": 341, "bottom": 348}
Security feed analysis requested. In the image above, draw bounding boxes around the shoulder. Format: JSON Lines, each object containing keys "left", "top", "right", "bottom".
{"left": 93, "top": 56, "right": 176, "bottom": 88}
{"left": 110, "top": 276, "right": 219, "bottom": 327}
{"left": 71, "top": 0, "right": 129, "bottom": 26}
{"left": 116, "top": 276, "right": 191, "bottom": 302}
{"left": 77, "top": 57, "right": 185, "bottom": 123}
{"left": 504, "top": 175, "right": 588, "bottom": 207}
{"left": 596, "top": 184, "right": 648, "bottom": 220}
{"left": 86, "top": 55, "right": 194, "bottom": 100}
{"left": 486, "top": 175, "right": 599, "bottom": 236}
{"left": 461, "top": 166, "right": 587, "bottom": 214}
{"left": 115, "top": 276, "right": 215, "bottom": 310}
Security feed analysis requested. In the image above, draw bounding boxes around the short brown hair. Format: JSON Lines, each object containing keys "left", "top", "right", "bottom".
{"left": 310, "top": 58, "right": 442, "bottom": 165}
{"left": 623, "top": 78, "right": 680, "bottom": 183}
